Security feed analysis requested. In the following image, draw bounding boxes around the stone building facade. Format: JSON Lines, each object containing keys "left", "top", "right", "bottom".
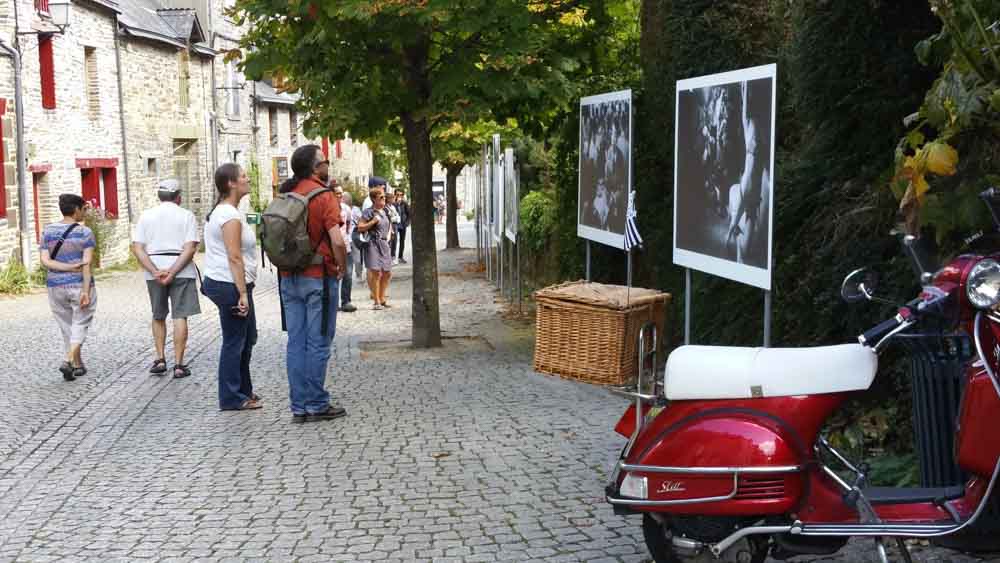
{"left": 0, "top": 0, "right": 374, "bottom": 270}
{"left": 118, "top": 1, "right": 215, "bottom": 222}
{"left": 1, "top": 0, "right": 130, "bottom": 267}
{"left": 0, "top": 47, "right": 17, "bottom": 263}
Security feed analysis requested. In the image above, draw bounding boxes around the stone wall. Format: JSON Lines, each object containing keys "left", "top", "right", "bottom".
{"left": 3, "top": 0, "right": 131, "bottom": 267}
{"left": 119, "top": 37, "right": 214, "bottom": 225}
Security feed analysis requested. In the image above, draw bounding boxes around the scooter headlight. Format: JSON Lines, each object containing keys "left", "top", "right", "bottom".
{"left": 967, "top": 259, "right": 1000, "bottom": 309}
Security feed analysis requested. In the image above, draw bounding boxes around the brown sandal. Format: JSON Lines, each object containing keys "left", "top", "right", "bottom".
{"left": 241, "top": 398, "right": 262, "bottom": 410}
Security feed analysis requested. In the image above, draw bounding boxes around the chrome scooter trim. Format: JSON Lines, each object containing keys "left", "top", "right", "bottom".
{"left": 795, "top": 458, "right": 1000, "bottom": 538}
{"left": 710, "top": 523, "right": 800, "bottom": 555}
{"left": 606, "top": 472, "right": 739, "bottom": 506}
{"left": 607, "top": 464, "right": 802, "bottom": 506}
{"left": 618, "top": 462, "right": 802, "bottom": 474}
{"left": 974, "top": 312, "right": 1000, "bottom": 397}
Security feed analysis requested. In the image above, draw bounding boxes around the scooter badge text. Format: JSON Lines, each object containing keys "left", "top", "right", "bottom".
{"left": 657, "top": 481, "right": 686, "bottom": 493}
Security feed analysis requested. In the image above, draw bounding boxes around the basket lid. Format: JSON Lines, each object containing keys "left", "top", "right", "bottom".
{"left": 534, "top": 280, "right": 670, "bottom": 310}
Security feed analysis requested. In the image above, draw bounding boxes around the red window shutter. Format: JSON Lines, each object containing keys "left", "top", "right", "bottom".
{"left": 322, "top": 138, "right": 330, "bottom": 159}
{"left": 81, "top": 168, "right": 100, "bottom": 206}
{"left": 0, "top": 107, "right": 6, "bottom": 219}
{"left": 101, "top": 168, "right": 118, "bottom": 217}
{"left": 39, "top": 36, "right": 56, "bottom": 109}
{"left": 335, "top": 140, "right": 343, "bottom": 159}
{"left": 35, "top": 0, "right": 50, "bottom": 13}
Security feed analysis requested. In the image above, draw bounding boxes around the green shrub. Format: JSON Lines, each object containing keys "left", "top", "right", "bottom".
{"left": 82, "top": 206, "right": 116, "bottom": 269}
{"left": 30, "top": 264, "right": 47, "bottom": 287}
{"left": 520, "top": 190, "right": 557, "bottom": 253}
{"left": 0, "top": 260, "right": 31, "bottom": 295}
{"left": 247, "top": 157, "right": 264, "bottom": 213}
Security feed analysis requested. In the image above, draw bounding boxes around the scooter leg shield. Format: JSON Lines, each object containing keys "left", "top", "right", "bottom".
{"left": 615, "top": 403, "right": 810, "bottom": 516}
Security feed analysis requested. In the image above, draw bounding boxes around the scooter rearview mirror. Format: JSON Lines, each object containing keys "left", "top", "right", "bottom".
{"left": 841, "top": 267, "right": 878, "bottom": 304}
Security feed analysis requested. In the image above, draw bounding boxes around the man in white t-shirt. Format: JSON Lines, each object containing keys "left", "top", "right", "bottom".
{"left": 132, "top": 179, "right": 201, "bottom": 378}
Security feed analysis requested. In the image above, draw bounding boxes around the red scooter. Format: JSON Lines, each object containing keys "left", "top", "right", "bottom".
{"left": 606, "top": 191, "right": 1000, "bottom": 563}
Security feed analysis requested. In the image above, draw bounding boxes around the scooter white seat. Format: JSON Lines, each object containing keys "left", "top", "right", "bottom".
{"left": 664, "top": 344, "right": 877, "bottom": 400}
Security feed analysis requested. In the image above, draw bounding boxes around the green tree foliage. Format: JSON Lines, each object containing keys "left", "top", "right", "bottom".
{"left": 234, "top": 0, "right": 606, "bottom": 347}
{"left": 436, "top": 119, "right": 519, "bottom": 248}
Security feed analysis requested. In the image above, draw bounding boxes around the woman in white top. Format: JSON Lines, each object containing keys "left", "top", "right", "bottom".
{"left": 202, "top": 163, "right": 262, "bottom": 411}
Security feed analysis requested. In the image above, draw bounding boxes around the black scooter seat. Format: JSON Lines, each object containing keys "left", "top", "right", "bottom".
{"left": 864, "top": 485, "right": 965, "bottom": 505}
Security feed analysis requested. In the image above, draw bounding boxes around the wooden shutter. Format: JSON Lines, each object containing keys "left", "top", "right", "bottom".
{"left": 39, "top": 36, "right": 56, "bottom": 109}
{"left": 101, "top": 168, "right": 118, "bottom": 217}
{"left": 81, "top": 168, "right": 100, "bottom": 206}
{"left": 335, "top": 140, "right": 343, "bottom": 159}
{"left": 0, "top": 105, "right": 6, "bottom": 219}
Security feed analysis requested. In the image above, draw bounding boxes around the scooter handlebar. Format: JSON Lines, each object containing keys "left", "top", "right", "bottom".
{"left": 859, "top": 317, "right": 903, "bottom": 347}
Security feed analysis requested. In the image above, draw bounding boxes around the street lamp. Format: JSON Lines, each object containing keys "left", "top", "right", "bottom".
{"left": 47, "top": 1, "right": 72, "bottom": 34}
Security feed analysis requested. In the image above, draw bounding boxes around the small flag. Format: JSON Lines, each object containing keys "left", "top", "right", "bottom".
{"left": 625, "top": 190, "right": 643, "bottom": 251}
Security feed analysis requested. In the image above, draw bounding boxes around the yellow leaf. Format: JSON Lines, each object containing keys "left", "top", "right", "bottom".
{"left": 922, "top": 141, "right": 958, "bottom": 176}
{"left": 901, "top": 155, "right": 924, "bottom": 179}
{"left": 912, "top": 173, "right": 930, "bottom": 201}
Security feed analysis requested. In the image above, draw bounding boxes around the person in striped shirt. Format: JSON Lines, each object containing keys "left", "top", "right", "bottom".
{"left": 39, "top": 194, "right": 96, "bottom": 381}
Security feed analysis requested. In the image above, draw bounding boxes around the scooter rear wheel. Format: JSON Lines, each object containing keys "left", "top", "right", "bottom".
{"left": 642, "top": 515, "right": 768, "bottom": 563}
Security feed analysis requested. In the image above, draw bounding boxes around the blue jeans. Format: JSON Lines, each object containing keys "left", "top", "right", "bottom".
{"left": 280, "top": 275, "right": 339, "bottom": 414}
{"left": 202, "top": 278, "right": 256, "bottom": 410}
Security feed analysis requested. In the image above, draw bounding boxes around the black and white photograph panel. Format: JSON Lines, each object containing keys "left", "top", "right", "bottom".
{"left": 504, "top": 147, "right": 518, "bottom": 242}
{"left": 492, "top": 135, "right": 504, "bottom": 239}
{"left": 673, "top": 64, "right": 776, "bottom": 290}
{"left": 578, "top": 90, "right": 631, "bottom": 249}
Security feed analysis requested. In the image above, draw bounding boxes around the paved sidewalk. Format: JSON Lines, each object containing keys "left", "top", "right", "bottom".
{"left": 0, "top": 225, "right": 646, "bottom": 562}
{"left": 0, "top": 222, "right": 996, "bottom": 562}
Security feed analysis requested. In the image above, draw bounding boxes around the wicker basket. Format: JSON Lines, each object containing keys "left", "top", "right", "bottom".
{"left": 533, "top": 280, "right": 671, "bottom": 386}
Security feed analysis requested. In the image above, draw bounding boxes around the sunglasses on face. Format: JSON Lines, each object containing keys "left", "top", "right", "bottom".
{"left": 316, "top": 160, "right": 330, "bottom": 167}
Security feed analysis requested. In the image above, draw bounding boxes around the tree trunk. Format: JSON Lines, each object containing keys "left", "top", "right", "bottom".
{"left": 445, "top": 163, "right": 463, "bottom": 249}
{"left": 401, "top": 112, "right": 442, "bottom": 348}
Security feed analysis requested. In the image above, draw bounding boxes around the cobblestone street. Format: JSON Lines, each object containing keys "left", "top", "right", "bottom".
{"left": 0, "top": 224, "right": 997, "bottom": 562}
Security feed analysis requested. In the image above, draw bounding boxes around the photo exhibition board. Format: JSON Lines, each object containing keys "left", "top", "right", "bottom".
{"left": 577, "top": 89, "right": 632, "bottom": 250}
{"left": 504, "top": 147, "right": 518, "bottom": 242}
{"left": 673, "top": 64, "right": 776, "bottom": 290}
{"left": 492, "top": 134, "right": 503, "bottom": 240}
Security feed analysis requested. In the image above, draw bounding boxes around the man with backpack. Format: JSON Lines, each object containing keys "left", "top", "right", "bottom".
{"left": 261, "top": 145, "right": 348, "bottom": 423}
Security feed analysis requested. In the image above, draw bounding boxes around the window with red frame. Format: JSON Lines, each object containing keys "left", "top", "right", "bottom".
{"left": 80, "top": 168, "right": 119, "bottom": 218}
{"left": 35, "top": 0, "right": 50, "bottom": 13}
{"left": 39, "top": 36, "right": 56, "bottom": 109}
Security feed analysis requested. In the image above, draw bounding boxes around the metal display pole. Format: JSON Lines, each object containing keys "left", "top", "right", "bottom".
{"left": 626, "top": 250, "right": 633, "bottom": 287}
{"left": 516, "top": 240, "right": 522, "bottom": 314}
{"left": 586, "top": 241, "right": 592, "bottom": 282}
{"left": 499, "top": 232, "right": 504, "bottom": 294}
{"left": 763, "top": 290, "right": 772, "bottom": 347}
{"left": 684, "top": 268, "right": 692, "bottom": 345}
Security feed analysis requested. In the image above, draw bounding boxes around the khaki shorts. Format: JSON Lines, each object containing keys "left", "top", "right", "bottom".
{"left": 147, "top": 278, "right": 202, "bottom": 320}
{"left": 48, "top": 285, "right": 97, "bottom": 347}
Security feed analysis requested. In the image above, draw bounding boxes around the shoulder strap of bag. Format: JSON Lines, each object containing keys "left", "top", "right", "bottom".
{"left": 49, "top": 223, "right": 79, "bottom": 260}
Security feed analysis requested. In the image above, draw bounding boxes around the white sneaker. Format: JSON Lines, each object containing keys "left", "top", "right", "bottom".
{"left": 392, "top": 259, "right": 399, "bottom": 265}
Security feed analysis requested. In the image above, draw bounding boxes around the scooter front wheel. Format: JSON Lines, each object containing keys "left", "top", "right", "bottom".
{"left": 642, "top": 514, "right": 768, "bottom": 563}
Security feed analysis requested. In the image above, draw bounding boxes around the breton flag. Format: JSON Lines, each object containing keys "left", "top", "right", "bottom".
{"left": 625, "top": 189, "right": 643, "bottom": 251}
